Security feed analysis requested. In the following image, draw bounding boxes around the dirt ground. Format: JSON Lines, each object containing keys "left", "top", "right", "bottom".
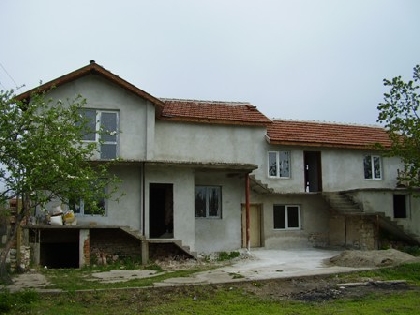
{"left": 151, "top": 249, "right": 420, "bottom": 302}
{"left": 6, "top": 248, "right": 420, "bottom": 302}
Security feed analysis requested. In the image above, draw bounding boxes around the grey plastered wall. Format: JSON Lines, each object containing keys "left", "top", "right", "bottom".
{"left": 74, "top": 164, "right": 142, "bottom": 231}
{"left": 144, "top": 164, "right": 196, "bottom": 251}
{"left": 351, "top": 189, "right": 420, "bottom": 242}
{"left": 45, "top": 75, "right": 156, "bottom": 161}
{"left": 250, "top": 193, "right": 330, "bottom": 249}
{"left": 154, "top": 121, "right": 266, "bottom": 165}
{"left": 194, "top": 171, "right": 245, "bottom": 254}
{"left": 253, "top": 145, "right": 404, "bottom": 194}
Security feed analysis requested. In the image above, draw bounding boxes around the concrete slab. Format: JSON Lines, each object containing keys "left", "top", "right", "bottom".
{"left": 5, "top": 249, "right": 365, "bottom": 291}
{"left": 4, "top": 270, "right": 55, "bottom": 293}
{"left": 90, "top": 270, "right": 159, "bottom": 283}
{"left": 158, "top": 248, "right": 362, "bottom": 286}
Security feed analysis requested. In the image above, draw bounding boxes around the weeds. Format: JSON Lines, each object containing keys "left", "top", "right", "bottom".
{"left": 0, "top": 289, "right": 39, "bottom": 313}
{"left": 217, "top": 251, "right": 240, "bottom": 261}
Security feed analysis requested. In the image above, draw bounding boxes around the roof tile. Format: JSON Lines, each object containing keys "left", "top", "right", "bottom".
{"left": 267, "top": 120, "right": 392, "bottom": 149}
{"left": 160, "top": 98, "right": 271, "bottom": 126}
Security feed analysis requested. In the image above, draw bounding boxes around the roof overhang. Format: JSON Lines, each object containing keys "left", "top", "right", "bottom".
{"left": 14, "top": 61, "right": 165, "bottom": 113}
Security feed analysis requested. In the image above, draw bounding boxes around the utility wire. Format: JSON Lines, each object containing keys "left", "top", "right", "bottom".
{"left": 0, "top": 62, "right": 18, "bottom": 89}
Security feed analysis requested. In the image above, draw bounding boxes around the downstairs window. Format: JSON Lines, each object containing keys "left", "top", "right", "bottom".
{"left": 273, "top": 205, "right": 300, "bottom": 229}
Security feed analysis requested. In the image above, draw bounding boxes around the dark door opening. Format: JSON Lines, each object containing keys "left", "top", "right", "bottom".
{"left": 304, "top": 151, "right": 322, "bottom": 192}
{"left": 393, "top": 194, "right": 407, "bottom": 218}
{"left": 150, "top": 183, "right": 173, "bottom": 239}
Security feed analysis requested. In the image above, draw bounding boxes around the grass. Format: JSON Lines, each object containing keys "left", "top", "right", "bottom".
{"left": 1, "top": 262, "right": 420, "bottom": 314}
{"left": 1, "top": 285, "right": 419, "bottom": 314}
{"left": 338, "top": 262, "right": 420, "bottom": 285}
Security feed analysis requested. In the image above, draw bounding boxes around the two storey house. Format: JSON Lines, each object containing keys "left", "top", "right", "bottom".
{"left": 16, "top": 61, "right": 420, "bottom": 268}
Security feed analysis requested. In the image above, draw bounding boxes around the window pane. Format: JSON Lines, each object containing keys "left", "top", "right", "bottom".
{"left": 287, "top": 206, "right": 300, "bottom": 228}
{"left": 100, "top": 144, "right": 117, "bottom": 159}
{"left": 84, "top": 197, "right": 106, "bottom": 215}
{"left": 101, "top": 112, "right": 117, "bottom": 142}
{"left": 363, "top": 156, "right": 372, "bottom": 179}
{"left": 279, "top": 151, "right": 290, "bottom": 178}
{"left": 208, "top": 187, "right": 220, "bottom": 217}
{"left": 80, "top": 109, "right": 96, "bottom": 141}
{"left": 68, "top": 197, "right": 81, "bottom": 214}
{"left": 273, "top": 205, "right": 285, "bottom": 229}
{"left": 268, "top": 152, "right": 277, "bottom": 177}
{"left": 195, "top": 187, "right": 207, "bottom": 217}
{"left": 373, "top": 156, "right": 381, "bottom": 179}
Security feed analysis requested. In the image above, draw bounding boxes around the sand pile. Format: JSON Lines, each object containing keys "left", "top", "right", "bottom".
{"left": 329, "top": 249, "right": 420, "bottom": 268}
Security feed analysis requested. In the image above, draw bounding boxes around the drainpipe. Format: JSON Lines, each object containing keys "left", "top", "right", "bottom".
{"left": 245, "top": 173, "right": 250, "bottom": 252}
{"left": 142, "top": 162, "right": 145, "bottom": 237}
{"left": 141, "top": 162, "right": 149, "bottom": 265}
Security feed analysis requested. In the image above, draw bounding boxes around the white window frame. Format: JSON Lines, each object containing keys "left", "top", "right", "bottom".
{"left": 195, "top": 186, "right": 222, "bottom": 219}
{"left": 363, "top": 155, "right": 382, "bottom": 180}
{"left": 273, "top": 205, "right": 301, "bottom": 230}
{"left": 80, "top": 109, "right": 119, "bottom": 160}
{"left": 268, "top": 151, "right": 291, "bottom": 179}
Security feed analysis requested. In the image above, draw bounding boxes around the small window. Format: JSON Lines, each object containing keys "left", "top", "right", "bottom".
{"left": 79, "top": 109, "right": 119, "bottom": 159}
{"left": 69, "top": 196, "right": 106, "bottom": 216}
{"left": 268, "top": 151, "right": 290, "bottom": 178}
{"left": 273, "top": 205, "right": 300, "bottom": 229}
{"left": 195, "top": 186, "right": 222, "bottom": 218}
{"left": 363, "top": 155, "right": 382, "bottom": 180}
{"left": 68, "top": 183, "right": 107, "bottom": 216}
{"left": 393, "top": 195, "right": 407, "bottom": 219}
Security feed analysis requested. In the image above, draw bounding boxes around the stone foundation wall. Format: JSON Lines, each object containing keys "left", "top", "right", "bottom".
{"left": 329, "top": 215, "right": 376, "bottom": 250}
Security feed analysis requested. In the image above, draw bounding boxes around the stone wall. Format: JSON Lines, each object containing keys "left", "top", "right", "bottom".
{"left": 329, "top": 214, "right": 376, "bottom": 250}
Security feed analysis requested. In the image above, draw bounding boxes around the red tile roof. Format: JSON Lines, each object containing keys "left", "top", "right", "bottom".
{"left": 160, "top": 99, "right": 271, "bottom": 126}
{"left": 15, "top": 61, "right": 164, "bottom": 110}
{"left": 267, "top": 120, "right": 392, "bottom": 149}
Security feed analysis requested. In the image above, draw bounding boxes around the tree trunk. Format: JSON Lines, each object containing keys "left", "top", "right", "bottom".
{"left": 0, "top": 221, "right": 19, "bottom": 285}
{"left": 0, "top": 206, "right": 26, "bottom": 285}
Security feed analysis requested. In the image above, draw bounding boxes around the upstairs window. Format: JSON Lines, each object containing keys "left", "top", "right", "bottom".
{"left": 273, "top": 205, "right": 300, "bottom": 229}
{"left": 363, "top": 155, "right": 381, "bottom": 180}
{"left": 195, "top": 186, "right": 222, "bottom": 219}
{"left": 80, "top": 109, "right": 119, "bottom": 159}
{"left": 268, "top": 151, "right": 290, "bottom": 178}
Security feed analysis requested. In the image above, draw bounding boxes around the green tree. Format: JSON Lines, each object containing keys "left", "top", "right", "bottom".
{"left": 377, "top": 65, "right": 420, "bottom": 187}
{"left": 0, "top": 89, "right": 119, "bottom": 284}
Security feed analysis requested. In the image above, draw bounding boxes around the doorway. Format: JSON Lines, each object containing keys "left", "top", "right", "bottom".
{"left": 149, "top": 183, "right": 173, "bottom": 239}
{"left": 304, "top": 151, "right": 322, "bottom": 192}
{"left": 241, "top": 204, "right": 262, "bottom": 248}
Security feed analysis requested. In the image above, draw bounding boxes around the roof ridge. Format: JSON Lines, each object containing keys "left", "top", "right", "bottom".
{"left": 272, "top": 118, "right": 383, "bottom": 128}
{"left": 160, "top": 98, "right": 251, "bottom": 106}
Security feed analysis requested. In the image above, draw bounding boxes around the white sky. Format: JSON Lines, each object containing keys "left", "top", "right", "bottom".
{"left": 1, "top": 0, "right": 419, "bottom": 125}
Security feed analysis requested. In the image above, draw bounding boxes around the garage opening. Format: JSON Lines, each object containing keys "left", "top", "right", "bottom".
{"left": 39, "top": 229, "right": 79, "bottom": 268}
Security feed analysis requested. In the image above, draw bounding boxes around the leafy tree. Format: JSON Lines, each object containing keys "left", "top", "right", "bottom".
{"left": 0, "top": 89, "right": 119, "bottom": 284}
{"left": 377, "top": 65, "right": 420, "bottom": 187}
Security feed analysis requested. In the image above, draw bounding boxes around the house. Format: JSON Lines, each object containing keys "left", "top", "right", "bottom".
{"left": 14, "top": 61, "right": 420, "bottom": 268}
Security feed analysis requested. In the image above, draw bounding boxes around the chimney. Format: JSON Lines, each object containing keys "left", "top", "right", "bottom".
{"left": 90, "top": 60, "right": 95, "bottom": 64}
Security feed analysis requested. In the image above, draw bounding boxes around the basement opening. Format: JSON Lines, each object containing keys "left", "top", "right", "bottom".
{"left": 39, "top": 229, "right": 79, "bottom": 269}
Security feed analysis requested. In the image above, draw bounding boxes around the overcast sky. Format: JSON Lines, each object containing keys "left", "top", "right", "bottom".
{"left": 1, "top": 0, "right": 419, "bottom": 125}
